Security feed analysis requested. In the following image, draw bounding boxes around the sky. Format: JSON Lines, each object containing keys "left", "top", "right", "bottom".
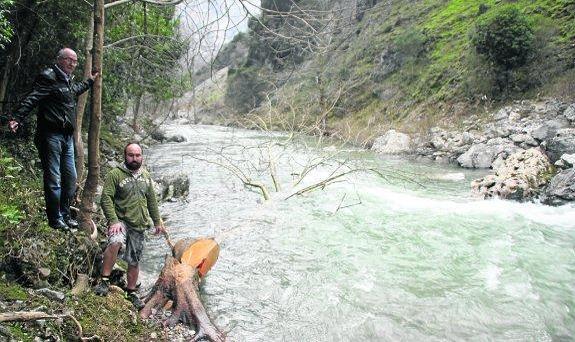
{"left": 176, "top": 0, "right": 261, "bottom": 68}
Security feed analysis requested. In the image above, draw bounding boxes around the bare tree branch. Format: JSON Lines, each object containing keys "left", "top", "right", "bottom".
{"left": 0, "top": 311, "right": 100, "bottom": 341}
{"left": 105, "top": 0, "right": 186, "bottom": 9}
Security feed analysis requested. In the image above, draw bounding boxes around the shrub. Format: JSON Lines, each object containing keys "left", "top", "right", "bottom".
{"left": 394, "top": 28, "right": 427, "bottom": 60}
{"left": 0, "top": 0, "right": 14, "bottom": 48}
{"left": 471, "top": 6, "right": 534, "bottom": 70}
{"left": 225, "top": 67, "right": 272, "bottom": 114}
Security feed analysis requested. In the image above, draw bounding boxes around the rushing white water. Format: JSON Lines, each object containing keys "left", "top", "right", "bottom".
{"left": 141, "top": 124, "right": 575, "bottom": 341}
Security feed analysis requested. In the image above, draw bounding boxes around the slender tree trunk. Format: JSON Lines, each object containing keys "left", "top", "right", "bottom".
{"left": 74, "top": 13, "right": 95, "bottom": 185}
{"left": 317, "top": 74, "right": 327, "bottom": 133}
{"left": 79, "top": 0, "right": 104, "bottom": 233}
{"left": 0, "top": 63, "right": 9, "bottom": 114}
{"left": 132, "top": 93, "right": 142, "bottom": 132}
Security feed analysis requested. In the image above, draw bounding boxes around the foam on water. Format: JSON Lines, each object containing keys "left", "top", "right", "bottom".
{"left": 143, "top": 125, "right": 575, "bottom": 341}
{"left": 359, "top": 182, "right": 575, "bottom": 229}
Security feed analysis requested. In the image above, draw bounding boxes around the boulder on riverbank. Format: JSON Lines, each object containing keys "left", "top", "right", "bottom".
{"left": 545, "top": 128, "right": 575, "bottom": 163}
{"left": 540, "top": 168, "right": 575, "bottom": 206}
{"left": 371, "top": 130, "right": 411, "bottom": 154}
{"left": 470, "top": 148, "right": 554, "bottom": 201}
{"left": 530, "top": 118, "right": 569, "bottom": 142}
{"left": 457, "top": 138, "right": 522, "bottom": 169}
{"left": 154, "top": 173, "right": 190, "bottom": 201}
{"left": 167, "top": 134, "right": 186, "bottom": 143}
{"left": 555, "top": 153, "right": 575, "bottom": 169}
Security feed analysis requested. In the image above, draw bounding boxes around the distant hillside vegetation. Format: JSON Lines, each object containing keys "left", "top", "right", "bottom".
{"left": 202, "top": 0, "right": 575, "bottom": 145}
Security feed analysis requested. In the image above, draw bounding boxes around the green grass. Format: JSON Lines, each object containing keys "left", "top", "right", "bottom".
{"left": 71, "top": 291, "right": 156, "bottom": 341}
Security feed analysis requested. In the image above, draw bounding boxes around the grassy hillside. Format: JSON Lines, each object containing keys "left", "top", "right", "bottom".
{"left": 220, "top": 0, "right": 575, "bottom": 145}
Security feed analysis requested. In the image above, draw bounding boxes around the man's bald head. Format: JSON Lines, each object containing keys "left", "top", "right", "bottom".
{"left": 56, "top": 48, "right": 78, "bottom": 76}
{"left": 124, "top": 143, "right": 144, "bottom": 171}
{"left": 57, "top": 48, "right": 76, "bottom": 59}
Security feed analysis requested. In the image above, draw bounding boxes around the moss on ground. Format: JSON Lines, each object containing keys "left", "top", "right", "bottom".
{"left": 0, "top": 279, "right": 29, "bottom": 301}
{"left": 69, "top": 291, "right": 159, "bottom": 341}
{"left": 0, "top": 275, "right": 160, "bottom": 341}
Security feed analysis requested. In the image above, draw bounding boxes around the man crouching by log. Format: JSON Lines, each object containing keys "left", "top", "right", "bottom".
{"left": 94, "top": 142, "right": 166, "bottom": 309}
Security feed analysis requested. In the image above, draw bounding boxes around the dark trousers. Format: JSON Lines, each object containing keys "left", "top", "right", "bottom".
{"left": 36, "top": 132, "right": 77, "bottom": 224}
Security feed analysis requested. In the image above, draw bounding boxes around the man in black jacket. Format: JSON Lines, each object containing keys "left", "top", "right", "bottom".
{"left": 7, "top": 48, "right": 98, "bottom": 230}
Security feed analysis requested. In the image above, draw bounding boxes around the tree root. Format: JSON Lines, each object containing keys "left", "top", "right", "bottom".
{"left": 141, "top": 255, "right": 225, "bottom": 342}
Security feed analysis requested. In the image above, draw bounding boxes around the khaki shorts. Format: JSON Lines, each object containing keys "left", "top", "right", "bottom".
{"left": 108, "top": 222, "right": 146, "bottom": 266}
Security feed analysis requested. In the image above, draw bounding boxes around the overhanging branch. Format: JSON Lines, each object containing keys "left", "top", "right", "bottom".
{"left": 105, "top": 0, "right": 185, "bottom": 9}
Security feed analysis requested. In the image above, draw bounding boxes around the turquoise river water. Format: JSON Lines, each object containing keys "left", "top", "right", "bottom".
{"left": 141, "top": 124, "right": 575, "bottom": 342}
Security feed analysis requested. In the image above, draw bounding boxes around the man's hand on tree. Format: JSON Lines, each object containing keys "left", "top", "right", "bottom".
{"left": 90, "top": 70, "right": 100, "bottom": 81}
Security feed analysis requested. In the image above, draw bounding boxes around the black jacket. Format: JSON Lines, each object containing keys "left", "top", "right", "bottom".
{"left": 14, "top": 65, "right": 94, "bottom": 135}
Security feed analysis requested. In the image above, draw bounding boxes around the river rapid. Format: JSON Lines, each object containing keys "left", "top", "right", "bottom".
{"left": 141, "top": 124, "right": 575, "bottom": 342}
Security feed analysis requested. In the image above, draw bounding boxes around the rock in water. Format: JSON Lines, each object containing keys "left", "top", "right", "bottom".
{"left": 167, "top": 134, "right": 186, "bottom": 143}
{"left": 371, "top": 130, "right": 411, "bottom": 154}
{"left": 471, "top": 148, "right": 554, "bottom": 201}
{"left": 154, "top": 173, "right": 190, "bottom": 201}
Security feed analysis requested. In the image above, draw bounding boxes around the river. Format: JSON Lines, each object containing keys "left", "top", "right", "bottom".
{"left": 140, "top": 124, "right": 575, "bottom": 341}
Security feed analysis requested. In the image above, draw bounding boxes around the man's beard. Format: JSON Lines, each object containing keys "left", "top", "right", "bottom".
{"left": 125, "top": 161, "right": 141, "bottom": 171}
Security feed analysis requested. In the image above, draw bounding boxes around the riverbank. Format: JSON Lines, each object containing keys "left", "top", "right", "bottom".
{"left": 0, "top": 126, "right": 210, "bottom": 341}
{"left": 370, "top": 98, "right": 575, "bottom": 204}
{"left": 0, "top": 135, "right": 170, "bottom": 340}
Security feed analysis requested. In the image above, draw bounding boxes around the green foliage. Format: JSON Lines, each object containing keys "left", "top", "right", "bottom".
{"left": 0, "top": 144, "right": 99, "bottom": 288}
{"left": 2, "top": 1, "right": 186, "bottom": 133}
{"left": 70, "top": 291, "right": 156, "bottom": 341}
{"left": 0, "top": 141, "right": 157, "bottom": 341}
{"left": 471, "top": 6, "right": 535, "bottom": 70}
{"left": 0, "top": 276, "right": 159, "bottom": 341}
{"left": 0, "top": 0, "right": 13, "bottom": 48}
{"left": 103, "top": 3, "right": 187, "bottom": 120}
{"left": 1, "top": 1, "right": 90, "bottom": 112}
{"left": 220, "top": 0, "right": 574, "bottom": 139}
{"left": 0, "top": 204, "right": 23, "bottom": 224}
{"left": 225, "top": 66, "right": 272, "bottom": 114}
{"left": 8, "top": 325, "right": 30, "bottom": 341}
{"left": 0, "top": 153, "right": 24, "bottom": 228}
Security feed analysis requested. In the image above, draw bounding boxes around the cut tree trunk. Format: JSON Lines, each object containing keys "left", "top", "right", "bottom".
{"left": 141, "top": 238, "right": 224, "bottom": 342}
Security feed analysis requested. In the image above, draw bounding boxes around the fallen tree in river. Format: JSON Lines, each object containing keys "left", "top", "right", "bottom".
{"left": 141, "top": 238, "right": 225, "bottom": 342}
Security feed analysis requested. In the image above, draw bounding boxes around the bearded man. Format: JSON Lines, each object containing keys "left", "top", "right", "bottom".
{"left": 95, "top": 142, "right": 166, "bottom": 309}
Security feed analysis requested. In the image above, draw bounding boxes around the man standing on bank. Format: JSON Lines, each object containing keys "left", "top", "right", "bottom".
{"left": 95, "top": 142, "right": 166, "bottom": 309}
{"left": 8, "top": 48, "right": 99, "bottom": 230}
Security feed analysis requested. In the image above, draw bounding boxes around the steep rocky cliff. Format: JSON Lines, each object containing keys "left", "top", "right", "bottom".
{"left": 190, "top": 0, "right": 574, "bottom": 146}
